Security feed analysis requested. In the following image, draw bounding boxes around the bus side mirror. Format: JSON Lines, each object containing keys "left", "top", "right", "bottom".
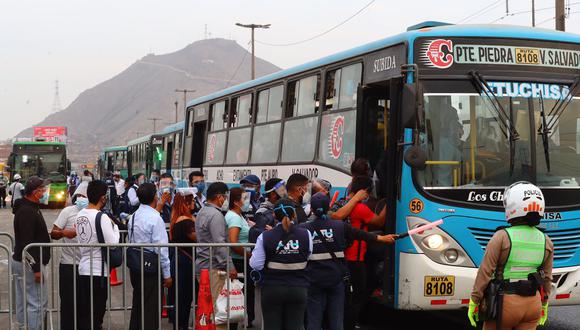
{"left": 404, "top": 145, "right": 427, "bottom": 170}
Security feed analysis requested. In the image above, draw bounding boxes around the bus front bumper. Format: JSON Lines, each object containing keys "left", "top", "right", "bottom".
{"left": 398, "top": 252, "right": 580, "bottom": 310}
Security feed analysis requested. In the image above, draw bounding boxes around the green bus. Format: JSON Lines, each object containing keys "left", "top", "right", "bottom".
{"left": 7, "top": 141, "right": 69, "bottom": 208}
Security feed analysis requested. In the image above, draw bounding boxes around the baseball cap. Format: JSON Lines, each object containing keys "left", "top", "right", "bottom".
{"left": 24, "top": 176, "right": 50, "bottom": 195}
{"left": 311, "top": 192, "right": 330, "bottom": 217}
{"left": 240, "top": 174, "right": 260, "bottom": 186}
{"left": 13, "top": 174, "right": 21, "bottom": 180}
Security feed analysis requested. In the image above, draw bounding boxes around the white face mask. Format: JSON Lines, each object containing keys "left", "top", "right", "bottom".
{"left": 221, "top": 198, "right": 229, "bottom": 212}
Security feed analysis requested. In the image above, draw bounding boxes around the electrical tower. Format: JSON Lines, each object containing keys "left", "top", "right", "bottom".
{"left": 52, "top": 80, "right": 62, "bottom": 113}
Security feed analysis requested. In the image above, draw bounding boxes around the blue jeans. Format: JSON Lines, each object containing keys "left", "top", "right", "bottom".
{"left": 307, "top": 281, "right": 345, "bottom": 330}
{"left": 12, "top": 259, "right": 48, "bottom": 330}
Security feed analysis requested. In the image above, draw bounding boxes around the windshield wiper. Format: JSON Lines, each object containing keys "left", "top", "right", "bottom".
{"left": 537, "top": 91, "right": 551, "bottom": 172}
{"left": 469, "top": 71, "right": 520, "bottom": 176}
{"left": 544, "top": 76, "right": 580, "bottom": 134}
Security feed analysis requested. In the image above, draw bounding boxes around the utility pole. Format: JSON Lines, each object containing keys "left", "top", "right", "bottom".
{"left": 174, "top": 101, "right": 179, "bottom": 123}
{"left": 556, "top": 0, "right": 566, "bottom": 31}
{"left": 505, "top": 0, "right": 509, "bottom": 15}
{"left": 175, "top": 89, "right": 196, "bottom": 123}
{"left": 532, "top": 0, "right": 535, "bottom": 27}
{"left": 235, "top": 23, "right": 271, "bottom": 80}
{"left": 147, "top": 118, "right": 161, "bottom": 133}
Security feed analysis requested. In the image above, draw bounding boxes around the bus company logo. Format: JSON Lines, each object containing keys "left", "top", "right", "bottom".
{"left": 208, "top": 134, "right": 217, "bottom": 162}
{"left": 425, "top": 39, "right": 454, "bottom": 69}
{"left": 329, "top": 115, "right": 345, "bottom": 159}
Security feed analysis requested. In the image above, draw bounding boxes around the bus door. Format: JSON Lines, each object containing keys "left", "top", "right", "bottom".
{"left": 166, "top": 141, "right": 174, "bottom": 173}
{"left": 357, "top": 77, "right": 403, "bottom": 305}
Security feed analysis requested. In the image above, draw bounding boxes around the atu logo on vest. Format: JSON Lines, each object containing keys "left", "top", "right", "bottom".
{"left": 277, "top": 240, "right": 300, "bottom": 253}
{"left": 312, "top": 229, "right": 335, "bottom": 242}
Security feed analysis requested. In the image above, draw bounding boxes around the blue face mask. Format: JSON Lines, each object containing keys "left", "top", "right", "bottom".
{"left": 75, "top": 197, "right": 89, "bottom": 210}
{"left": 38, "top": 189, "right": 49, "bottom": 205}
{"left": 195, "top": 182, "right": 206, "bottom": 195}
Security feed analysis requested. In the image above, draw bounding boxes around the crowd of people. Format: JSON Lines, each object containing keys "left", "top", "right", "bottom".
{"left": 11, "top": 157, "right": 398, "bottom": 330}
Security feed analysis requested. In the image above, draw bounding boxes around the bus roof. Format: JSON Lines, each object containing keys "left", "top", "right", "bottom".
{"left": 103, "top": 145, "right": 127, "bottom": 152}
{"left": 158, "top": 121, "right": 184, "bottom": 136}
{"left": 127, "top": 134, "right": 152, "bottom": 146}
{"left": 187, "top": 23, "right": 580, "bottom": 108}
{"left": 13, "top": 141, "right": 66, "bottom": 146}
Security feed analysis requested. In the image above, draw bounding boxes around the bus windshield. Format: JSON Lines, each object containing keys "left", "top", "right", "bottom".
{"left": 416, "top": 81, "right": 580, "bottom": 189}
{"left": 14, "top": 153, "right": 67, "bottom": 183}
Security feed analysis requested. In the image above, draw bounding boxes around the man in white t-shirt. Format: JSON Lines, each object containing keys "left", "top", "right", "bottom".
{"left": 75, "top": 180, "right": 119, "bottom": 330}
{"left": 9, "top": 174, "right": 25, "bottom": 210}
{"left": 50, "top": 184, "right": 88, "bottom": 330}
{"left": 113, "top": 173, "right": 125, "bottom": 197}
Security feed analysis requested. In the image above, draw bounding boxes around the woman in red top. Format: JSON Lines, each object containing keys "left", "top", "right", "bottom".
{"left": 342, "top": 176, "right": 386, "bottom": 330}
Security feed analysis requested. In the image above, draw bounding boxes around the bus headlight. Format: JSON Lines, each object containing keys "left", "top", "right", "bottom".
{"left": 444, "top": 249, "right": 459, "bottom": 263}
{"left": 57, "top": 191, "right": 65, "bottom": 200}
{"left": 407, "top": 216, "right": 475, "bottom": 267}
{"left": 423, "top": 234, "right": 443, "bottom": 250}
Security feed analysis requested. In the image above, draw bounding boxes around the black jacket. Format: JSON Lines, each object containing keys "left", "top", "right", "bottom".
{"left": 12, "top": 198, "right": 51, "bottom": 272}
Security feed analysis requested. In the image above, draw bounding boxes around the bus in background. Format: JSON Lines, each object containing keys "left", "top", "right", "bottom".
{"left": 179, "top": 22, "right": 580, "bottom": 310}
{"left": 7, "top": 140, "right": 69, "bottom": 208}
{"left": 127, "top": 134, "right": 153, "bottom": 179}
{"left": 152, "top": 121, "right": 185, "bottom": 185}
{"left": 99, "top": 146, "right": 128, "bottom": 179}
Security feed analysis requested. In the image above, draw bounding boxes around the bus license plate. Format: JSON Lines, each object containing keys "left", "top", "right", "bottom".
{"left": 424, "top": 276, "right": 455, "bottom": 296}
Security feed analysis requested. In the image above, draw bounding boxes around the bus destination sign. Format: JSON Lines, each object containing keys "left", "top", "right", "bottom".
{"left": 415, "top": 38, "right": 580, "bottom": 73}
{"left": 363, "top": 44, "right": 406, "bottom": 84}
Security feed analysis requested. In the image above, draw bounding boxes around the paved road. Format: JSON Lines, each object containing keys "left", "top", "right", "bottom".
{"left": 0, "top": 207, "right": 576, "bottom": 329}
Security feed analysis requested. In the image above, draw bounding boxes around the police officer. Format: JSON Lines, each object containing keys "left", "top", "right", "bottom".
{"left": 249, "top": 198, "right": 312, "bottom": 330}
{"left": 250, "top": 178, "right": 286, "bottom": 242}
{"left": 302, "top": 192, "right": 396, "bottom": 330}
{"left": 240, "top": 174, "right": 264, "bottom": 218}
{"left": 468, "top": 182, "right": 553, "bottom": 329}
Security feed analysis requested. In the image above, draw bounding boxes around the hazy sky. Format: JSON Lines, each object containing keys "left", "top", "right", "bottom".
{"left": 1, "top": 0, "right": 579, "bottom": 140}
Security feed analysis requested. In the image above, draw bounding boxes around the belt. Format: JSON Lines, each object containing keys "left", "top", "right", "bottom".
{"left": 309, "top": 251, "right": 345, "bottom": 261}
{"left": 266, "top": 261, "right": 307, "bottom": 270}
{"left": 502, "top": 280, "right": 538, "bottom": 296}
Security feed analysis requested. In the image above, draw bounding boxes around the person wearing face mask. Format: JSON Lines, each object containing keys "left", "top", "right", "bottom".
{"left": 195, "top": 182, "right": 237, "bottom": 330}
{"left": 155, "top": 173, "right": 175, "bottom": 223}
{"left": 188, "top": 171, "right": 206, "bottom": 216}
{"left": 286, "top": 173, "right": 311, "bottom": 224}
{"left": 250, "top": 178, "right": 287, "bottom": 243}
{"left": 150, "top": 169, "right": 161, "bottom": 187}
{"left": 250, "top": 198, "right": 313, "bottom": 330}
{"left": 12, "top": 176, "right": 51, "bottom": 330}
{"left": 127, "top": 173, "right": 145, "bottom": 212}
{"left": 50, "top": 184, "right": 88, "bottom": 330}
{"left": 76, "top": 180, "right": 120, "bottom": 330}
{"left": 225, "top": 187, "right": 254, "bottom": 328}
{"left": 240, "top": 174, "right": 264, "bottom": 218}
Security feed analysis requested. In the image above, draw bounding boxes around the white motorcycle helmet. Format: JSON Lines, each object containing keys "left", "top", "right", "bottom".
{"left": 503, "top": 181, "right": 545, "bottom": 223}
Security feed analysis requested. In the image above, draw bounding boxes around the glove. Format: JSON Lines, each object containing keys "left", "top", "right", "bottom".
{"left": 467, "top": 299, "right": 478, "bottom": 327}
{"left": 538, "top": 302, "right": 548, "bottom": 326}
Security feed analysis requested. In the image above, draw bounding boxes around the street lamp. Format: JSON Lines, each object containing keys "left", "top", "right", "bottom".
{"left": 235, "top": 23, "right": 271, "bottom": 80}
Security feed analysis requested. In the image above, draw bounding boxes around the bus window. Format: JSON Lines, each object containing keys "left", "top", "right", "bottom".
{"left": 286, "top": 75, "right": 320, "bottom": 118}
{"left": 325, "top": 69, "right": 341, "bottom": 110}
{"left": 205, "top": 131, "right": 226, "bottom": 165}
{"left": 281, "top": 116, "right": 319, "bottom": 162}
{"left": 231, "top": 93, "right": 252, "bottom": 127}
{"left": 174, "top": 132, "right": 181, "bottom": 167}
{"left": 338, "top": 63, "right": 361, "bottom": 109}
{"left": 257, "top": 85, "right": 284, "bottom": 123}
{"left": 210, "top": 101, "right": 228, "bottom": 131}
{"left": 318, "top": 110, "right": 356, "bottom": 169}
{"left": 251, "top": 123, "right": 281, "bottom": 163}
{"left": 226, "top": 127, "right": 251, "bottom": 164}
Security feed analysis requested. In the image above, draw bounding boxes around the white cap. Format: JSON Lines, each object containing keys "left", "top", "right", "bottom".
{"left": 13, "top": 174, "right": 21, "bottom": 180}
{"left": 74, "top": 181, "right": 89, "bottom": 197}
{"left": 503, "top": 181, "right": 545, "bottom": 222}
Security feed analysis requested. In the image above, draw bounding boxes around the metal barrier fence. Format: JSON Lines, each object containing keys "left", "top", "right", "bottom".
{"left": 18, "top": 242, "right": 254, "bottom": 330}
{"left": 0, "top": 243, "right": 13, "bottom": 327}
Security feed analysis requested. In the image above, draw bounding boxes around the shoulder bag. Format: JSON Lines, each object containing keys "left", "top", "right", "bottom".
{"left": 126, "top": 214, "right": 159, "bottom": 274}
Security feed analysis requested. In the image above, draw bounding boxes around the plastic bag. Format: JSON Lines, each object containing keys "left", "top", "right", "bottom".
{"left": 215, "top": 279, "right": 245, "bottom": 324}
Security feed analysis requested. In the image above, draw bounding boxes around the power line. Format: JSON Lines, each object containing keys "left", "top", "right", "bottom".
{"left": 489, "top": 1, "right": 580, "bottom": 23}
{"left": 458, "top": 0, "right": 503, "bottom": 23}
{"left": 225, "top": 44, "right": 251, "bottom": 88}
{"left": 256, "top": 0, "right": 375, "bottom": 47}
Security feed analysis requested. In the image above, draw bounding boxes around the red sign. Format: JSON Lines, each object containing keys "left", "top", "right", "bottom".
{"left": 426, "top": 39, "right": 454, "bottom": 69}
{"left": 330, "top": 115, "right": 345, "bottom": 159}
{"left": 33, "top": 126, "right": 67, "bottom": 142}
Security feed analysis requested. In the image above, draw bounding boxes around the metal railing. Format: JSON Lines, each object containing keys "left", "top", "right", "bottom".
{"left": 17, "top": 242, "right": 254, "bottom": 330}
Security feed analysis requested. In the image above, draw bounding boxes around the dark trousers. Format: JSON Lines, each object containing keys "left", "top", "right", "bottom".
{"left": 59, "top": 264, "right": 79, "bottom": 330}
{"left": 77, "top": 275, "right": 108, "bottom": 330}
{"left": 0, "top": 188, "right": 6, "bottom": 208}
{"left": 233, "top": 258, "right": 255, "bottom": 325}
{"left": 261, "top": 285, "right": 308, "bottom": 330}
{"left": 344, "top": 261, "right": 367, "bottom": 330}
{"left": 169, "top": 252, "right": 195, "bottom": 330}
{"left": 307, "top": 281, "right": 345, "bottom": 330}
{"left": 129, "top": 270, "right": 160, "bottom": 330}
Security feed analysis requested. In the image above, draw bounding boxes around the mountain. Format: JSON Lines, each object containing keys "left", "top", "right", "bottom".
{"left": 16, "top": 38, "right": 281, "bottom": 164}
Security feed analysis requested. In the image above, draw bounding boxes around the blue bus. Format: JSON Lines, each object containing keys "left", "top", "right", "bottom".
{"left": 106, "top": 21, "right": 580, "bottom": 309}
